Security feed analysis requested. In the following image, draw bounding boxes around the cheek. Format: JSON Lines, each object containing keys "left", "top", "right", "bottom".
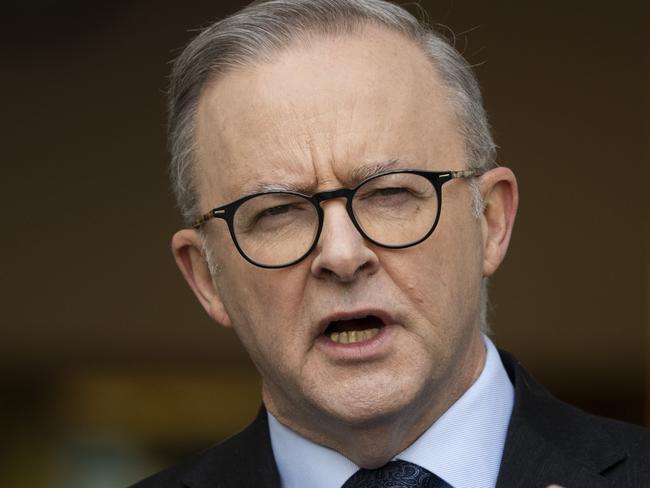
{"left": 216, "top": 262, "right": 308, "bottom": 353}
{"left": 387, "top": 219, "right": 483, "bottom": 321}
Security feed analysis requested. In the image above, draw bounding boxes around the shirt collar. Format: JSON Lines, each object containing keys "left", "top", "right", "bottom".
{"left": 268, "top": 335, "right": 514, "bottom": 488}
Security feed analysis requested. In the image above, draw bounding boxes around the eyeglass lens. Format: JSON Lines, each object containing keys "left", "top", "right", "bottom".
{"left": 234, "top": 193, "right": 320, "bottom": 266}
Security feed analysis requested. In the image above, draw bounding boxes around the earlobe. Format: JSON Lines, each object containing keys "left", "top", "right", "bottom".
{"left": 479, "top": 167, "right": 519, "bottom": 277}
{"left": 171, "top": 229, "right": 233, "bottom": 328}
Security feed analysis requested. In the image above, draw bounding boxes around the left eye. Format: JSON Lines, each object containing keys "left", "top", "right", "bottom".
{"left": 372, "top": 187, "right": 407, "bottom": 196}
{"left": 361, "top": 187, "right": 411, "bottom": 200}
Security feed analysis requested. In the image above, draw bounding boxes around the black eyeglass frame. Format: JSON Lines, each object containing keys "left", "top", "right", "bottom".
{"left": 192, "top": 169, "right": 481, "bottom": 269}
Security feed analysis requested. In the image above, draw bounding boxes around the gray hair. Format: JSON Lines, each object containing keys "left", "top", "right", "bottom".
{"left": 168, "top": 0, "right": 496, "bottom": 225}
{"left": 168, "top": 0, "right": 496, "bottom": 332}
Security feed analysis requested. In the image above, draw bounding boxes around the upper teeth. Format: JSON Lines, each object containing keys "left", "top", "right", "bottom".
{"left": 330, "top": 328, "right": 380, "bottom": 344}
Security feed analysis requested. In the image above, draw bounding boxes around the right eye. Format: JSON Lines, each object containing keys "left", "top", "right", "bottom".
{"left": 258, "top": 204, "right": 292, "bottom": 218}
{"left": 238, "top": 197, "right": 313, "bottom": 234}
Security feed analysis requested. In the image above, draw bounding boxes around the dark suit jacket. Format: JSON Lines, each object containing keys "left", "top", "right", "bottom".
{"left": 131, "top": 351, "right": 650, "bottom": 487}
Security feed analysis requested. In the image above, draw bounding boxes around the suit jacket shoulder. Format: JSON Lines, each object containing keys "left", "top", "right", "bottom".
{"left": 129, "top": 407, "right": 281, "bottom": 488}
{"left": 497, "top": 350, "right": 650, "bottom": 487}
{"left": 131, "top": 351, "right": 650, "bottom": 488}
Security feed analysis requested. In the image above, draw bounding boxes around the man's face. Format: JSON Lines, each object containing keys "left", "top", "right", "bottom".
{"left": 189, "top": 27, "right": 493, "bottom": 440}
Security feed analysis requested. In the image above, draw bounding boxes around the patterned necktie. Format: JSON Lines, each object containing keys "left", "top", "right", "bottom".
{"left": 341, "top": 460, "right": 451, "bottom": 488}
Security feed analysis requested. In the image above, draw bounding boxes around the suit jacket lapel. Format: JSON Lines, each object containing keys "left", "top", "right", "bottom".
{"left": 496, "top": 351, "right": 627, "bottom": 488}
{"left": 182, "top": 407, "right": 281, "bottom": 488}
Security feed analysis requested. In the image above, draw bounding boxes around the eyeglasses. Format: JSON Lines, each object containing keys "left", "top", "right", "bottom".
{"left": 192, "top": 169, "right": 480, "bottom": 268}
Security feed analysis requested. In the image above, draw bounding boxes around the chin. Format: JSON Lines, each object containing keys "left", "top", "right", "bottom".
{"left": 306, "top": 373, "right": 427, "bottom": 429}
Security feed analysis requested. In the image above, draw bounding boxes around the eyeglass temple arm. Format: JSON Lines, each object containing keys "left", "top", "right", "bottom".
{"left": 449, "top": 169, "right": 481, "bottom": 179}
{"left": 192, "top": 209, "right": 225, "bottom": 229}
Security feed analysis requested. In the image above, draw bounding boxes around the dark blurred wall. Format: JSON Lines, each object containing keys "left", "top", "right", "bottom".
{"left": 0, "top": 1, "right": 648, "bottom": 486}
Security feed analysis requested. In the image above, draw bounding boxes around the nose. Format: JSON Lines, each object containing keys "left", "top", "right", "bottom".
{"left": 310, "top": 200, "right": 380, "bottom": 282}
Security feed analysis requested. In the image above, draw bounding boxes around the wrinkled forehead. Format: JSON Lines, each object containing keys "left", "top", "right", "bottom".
{"left": 194, "top": 26, "right": 464, "bottom": 207}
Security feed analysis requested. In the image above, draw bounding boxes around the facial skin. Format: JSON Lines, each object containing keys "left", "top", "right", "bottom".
{"left": 173, "top": 26, "right": 518, "bottom": 467}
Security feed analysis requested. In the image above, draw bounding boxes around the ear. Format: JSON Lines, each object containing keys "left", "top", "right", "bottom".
{"left": 171, "top": 229, "right": 233, "bottom": 328}
{"left": 479, "top": 167, "right": 519, "bottom": 277}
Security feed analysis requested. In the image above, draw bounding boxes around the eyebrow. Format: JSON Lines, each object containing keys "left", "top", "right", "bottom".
{"left": 350, "top": 159, "right": 403, "bottom": 183}
{"left": 243, "top": 180, "right": 309, "bottom": 194}
{"left": 241, "top": 158, "right": 406, "bottom": 196}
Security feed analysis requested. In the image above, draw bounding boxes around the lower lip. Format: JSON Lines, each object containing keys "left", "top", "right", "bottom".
{"left": 314, "top": 324, "right": 397, "bottom": 361}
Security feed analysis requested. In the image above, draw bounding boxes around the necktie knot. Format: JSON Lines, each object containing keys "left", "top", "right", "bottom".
{"left": 342, "top": 460, "right": 450, "bottom": 488}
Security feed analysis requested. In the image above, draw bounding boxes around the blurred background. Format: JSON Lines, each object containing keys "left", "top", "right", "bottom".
{"left": 1, "top": 0, "right": 648, "bottom": 486}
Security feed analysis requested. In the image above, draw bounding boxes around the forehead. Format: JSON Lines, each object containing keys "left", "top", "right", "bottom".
{"left": 194, "top": 26, "right": 464, "bottom": 205}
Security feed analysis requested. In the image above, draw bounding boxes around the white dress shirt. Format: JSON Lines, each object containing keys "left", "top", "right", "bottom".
{"left": 268, "top": 335, "right": 514, "bottom": 488}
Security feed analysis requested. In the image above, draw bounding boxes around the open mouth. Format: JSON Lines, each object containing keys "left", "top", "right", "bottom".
{"left": 324, "top": 315, "right": 385, "bottom": 344}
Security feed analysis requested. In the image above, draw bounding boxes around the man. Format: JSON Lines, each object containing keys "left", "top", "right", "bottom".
{"left": 133, "top": 0, "right": 650, "bottom": 486}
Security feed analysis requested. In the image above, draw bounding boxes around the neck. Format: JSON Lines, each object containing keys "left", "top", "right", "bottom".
{"left": 265, "top": 334, "right": 486, "bottom": 468}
